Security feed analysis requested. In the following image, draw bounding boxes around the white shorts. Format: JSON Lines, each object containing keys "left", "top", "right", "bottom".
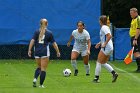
{"left": 34, "top": 56, "right": 49, "bottom": 58}
{"left": 101, "top": 47, "right": 113, "bottom": 56}
{"left": 72, "top": 48, "right": 88, "bottom": 56}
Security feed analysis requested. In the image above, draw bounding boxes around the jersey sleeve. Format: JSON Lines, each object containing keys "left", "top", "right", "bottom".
{"left": 137, "top": 17, "right": 140, "bottom": 29}
{"left": 49, "top": 32, "right": 55, "bottom": 43}
{"left": 103, "top": 26, "right": 111, "bottom": 35}
{"left": 86, "top": 32, "right": 90, "bottom": 40}
{"left": 32, "top": 31, "right": 38, "bottom": 41}
{"left": 72, "top": 30, "right": 75, "bottom": 36}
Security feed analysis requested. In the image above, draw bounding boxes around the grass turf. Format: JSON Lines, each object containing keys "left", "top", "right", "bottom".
{"left": 0, "top": 59, "right": 140, "bottom": 93}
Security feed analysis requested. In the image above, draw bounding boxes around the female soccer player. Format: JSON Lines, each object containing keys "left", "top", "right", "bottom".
{"left": 67, "top": 21, "right": 91, "bottom": 76}
{"left": 28, "top": 18, "right": 60, "bottom": 88}
{"left": 93, "top": 15, "right": 118, "bottom": 83}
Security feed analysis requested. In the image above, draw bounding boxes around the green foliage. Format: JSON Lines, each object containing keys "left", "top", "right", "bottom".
{"left": 102, "top": 0, "right": 140, "bottom": 27}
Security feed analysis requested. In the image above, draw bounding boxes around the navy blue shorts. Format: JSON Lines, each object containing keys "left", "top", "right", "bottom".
{"left": 34, "top": 45, "right": 50, "bottom": 58}
{"left": 131, "top": 36, "right": 140, "bottom": 53}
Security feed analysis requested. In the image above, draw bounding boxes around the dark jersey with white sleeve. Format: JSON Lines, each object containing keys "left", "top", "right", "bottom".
{"left": 32, "top": 29, "right": 55, "bottom": 57}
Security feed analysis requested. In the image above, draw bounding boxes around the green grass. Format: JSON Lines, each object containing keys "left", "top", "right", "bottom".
{"left": 0, "top": 59, "right": 140, "bottom": 93}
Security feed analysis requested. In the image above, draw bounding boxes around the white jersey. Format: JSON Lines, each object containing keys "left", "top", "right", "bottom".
{"left": 100, "top": 25, "right": 113, "bottom": 50}
{"left": 72, "top": 29, "right": 90, "bottom": 51}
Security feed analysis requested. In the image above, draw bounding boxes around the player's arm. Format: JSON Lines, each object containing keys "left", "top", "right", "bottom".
{"left": 28, "top": 39, "right": 35, "bottom": 57}
{"left": 133, "top": 17, "right": 140, "bottom": 45}
{"left": 102, "top": 33, "right": 112, "bottom": 48}
{"left": 87, "top": 39, "right": 91, "bottom": 55}
{"left": 67, "top": 35, "right": 74, "bottom": 47}
{"left": 95, "top": 42, "right": 101, "bottom": 49}
{"left": 28, "top": 31, "right": 38, "bottom": 57}
{"left": 49, "top": 32, "right": 60, "bottom": 57}
{"left": 52, "top": 42, "right": 60, "bottom": 57}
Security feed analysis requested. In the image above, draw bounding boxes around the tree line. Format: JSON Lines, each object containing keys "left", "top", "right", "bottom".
{"left": 102, "top": 0, "right": 140, "bottom": 28}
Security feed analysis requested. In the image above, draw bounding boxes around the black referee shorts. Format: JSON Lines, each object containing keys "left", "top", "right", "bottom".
{"left": 131, "top": 36, "right": 140, "bottom": 53}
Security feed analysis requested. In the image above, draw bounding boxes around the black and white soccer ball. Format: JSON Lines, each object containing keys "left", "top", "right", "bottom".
{"left": 63, "top": 68, "right": 71, "bottom": 77}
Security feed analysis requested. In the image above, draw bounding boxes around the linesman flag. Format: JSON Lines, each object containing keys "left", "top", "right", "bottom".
{"left": 124, "top": 47, "right": 134, "bottom": 64}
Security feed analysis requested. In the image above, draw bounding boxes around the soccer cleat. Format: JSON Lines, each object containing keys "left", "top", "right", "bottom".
{"left": 112, "top": 73, "right": 118, "bottom": 83}
{"left": 39, "top": 85, "right": 45, "bottom": 88}
{"left": 86, "top": 74, "right": 90, "bottom": 76}
{"left": 74, "top": 69, "right": 78, "bottom": 76}
{"left": 93, "top": 78, "right": 100, "bottom": 83}
{"left": 33, "top": 81, "right": 37, "bottom": 87}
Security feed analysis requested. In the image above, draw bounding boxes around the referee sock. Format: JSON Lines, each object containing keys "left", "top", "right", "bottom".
{"left": 136, "top": 57, "right": 140, "bottom": 70}
{"left": 71, "top": 60, "right": 78, "bottom": 70}
{"left": 40, "top": 71, "right": 46, "bottom": 85}
{"left": 34, "top": 67, "right": 41, "bottom": 79}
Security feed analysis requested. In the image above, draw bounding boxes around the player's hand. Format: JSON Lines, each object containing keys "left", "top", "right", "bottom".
{"left": 28, "top": 50, "right": 32, "bottom": 57}
{"left": 57, "top": 52, "right": 61, "bottom": 57}
{"left": 95, "top": 42, "right": 101, "bottom": 49}
{"left": 133, "top": 39, "right": 137, "bottom": 46}
{"left": 87, "top": 50, "right": 90, "bottom": 55}
{"left": 101, "top": 43, "right": 106, "bottom": 48}
{"left": 67, "top": 42, "right": 71, "bottom": 47}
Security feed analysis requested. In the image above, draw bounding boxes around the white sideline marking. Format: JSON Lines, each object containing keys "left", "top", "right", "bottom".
{"left": 110, "top": 63, "right": 140, "bottom": 82}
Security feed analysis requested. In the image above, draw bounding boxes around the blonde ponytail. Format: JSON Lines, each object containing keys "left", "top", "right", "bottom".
{"left": 38, "top": 19, "right": 48, "bottom": 41}
{"left": 39, "top": 26, "right": 46, "bottom": 41}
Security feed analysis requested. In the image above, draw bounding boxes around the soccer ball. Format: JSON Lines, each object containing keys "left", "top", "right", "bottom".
{"left": 63, "top": 68, "right": 71, "bottom": 77}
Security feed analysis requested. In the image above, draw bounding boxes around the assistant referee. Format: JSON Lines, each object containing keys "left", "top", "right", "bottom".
{"left": 129, "top": 8, "right": 140, "bottom": 72}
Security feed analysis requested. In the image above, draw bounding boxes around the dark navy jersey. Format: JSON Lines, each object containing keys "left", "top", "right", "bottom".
{"left": 32, "top": 29, "right": 55, "bottom": 57}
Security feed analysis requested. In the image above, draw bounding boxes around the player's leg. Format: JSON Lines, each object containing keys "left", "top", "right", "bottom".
{"left": 100, "top": 49, "right": 118, "bottom": 82}
{"left": 71, "top": 51, "right": 79, "bottom": 76}
{"left": 93, "top": 61, "right": 101, "bottom": 83}
{"left": 39, "top": 57, "right": 49, "bottom": 87}
{"left": 34, "top": 58, "right": 41, "bottom": 79}
{"left": 101, "top": 59, "right": 118, "bottom": 82}
{"left": 93, "top": 50, "right": 103, "bottom": 83}
{"left": 33, "top": 58, "right": 41, "bottom": 87}
{"left": 82, "top": 51, "right": 90, "bottom": 76}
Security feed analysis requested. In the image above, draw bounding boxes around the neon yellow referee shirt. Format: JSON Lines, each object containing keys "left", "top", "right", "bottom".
{"left": 129, "top": 15, "right": 140, "bottom": 37}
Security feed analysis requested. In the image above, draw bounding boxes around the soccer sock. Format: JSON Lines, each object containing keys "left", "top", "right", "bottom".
{"left": 40, "top": 71, "right": 46, "bottom": 85}
{"left": 102, "top": 63, "right": 114, "bottom": 73}
{"left": 84, "top": 63, "right": 90, "bottom": 74}
{"left": 95, "top": 62, "right": 101, "bottom": 78}
{"left": 95, "top": 75, "right": 99, "bottom": 80}
{"left": 136, "top": 57, "right": 140, "bottom": 69}
{"left": 71, "top": 60, "right": 78, "bottom": 70}
{"left": 34, "top": 67, "right": 41, "bottom": 80}
{"left": 111, "top": 70, "right": 116, "bottom": 76}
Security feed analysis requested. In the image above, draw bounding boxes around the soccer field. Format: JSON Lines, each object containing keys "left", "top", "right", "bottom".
{"left": 0, "top": 60, "right": 140, "bottom": 93}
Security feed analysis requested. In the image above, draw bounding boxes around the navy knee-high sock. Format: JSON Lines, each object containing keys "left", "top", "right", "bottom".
{"left": 40, "top": 71, "right": 46, "bottom": 85}
{"left": 34, "top": 68, "right": 41, "bottom": 79}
